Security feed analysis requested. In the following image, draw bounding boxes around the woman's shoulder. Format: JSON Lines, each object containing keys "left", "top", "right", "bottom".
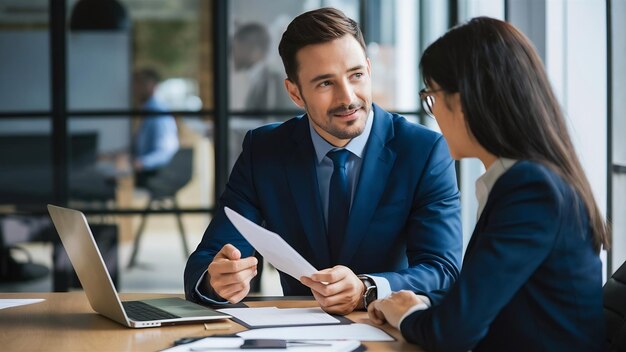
{"left": 499, "top": 160, "right": 568, "bottom": 189}
{"left": 490, "top": 160, "right": 573, "bottom": 206}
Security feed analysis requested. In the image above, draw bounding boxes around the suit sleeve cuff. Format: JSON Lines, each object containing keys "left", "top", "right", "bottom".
{"left": 362, "top": 275, "right": 391, "bottom": 300}
{"left": 194, "top": 270, "right": 229, "bottom": 305}
{"left": 397, "top": 295, "right": 431, "bottom": 329}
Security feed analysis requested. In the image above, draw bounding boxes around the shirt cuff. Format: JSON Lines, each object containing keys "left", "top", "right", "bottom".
{"left": 396, "top": 295, "right": 431, "bottom": 329}
{"left": 194, "top": 270, "right": 229, "bottom": 305}
{"left": 361, "top": 275, "right": 391, "bottom": 300}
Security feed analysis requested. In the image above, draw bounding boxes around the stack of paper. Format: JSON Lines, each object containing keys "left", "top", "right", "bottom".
{"left": 216, "top": 307, "right": 339, "bottom": 327}
{"left": 161, "top": 337, "right": 361, "bottom": 352}
{"left": 237, "top": 323, "right": 394, "bottom": 341}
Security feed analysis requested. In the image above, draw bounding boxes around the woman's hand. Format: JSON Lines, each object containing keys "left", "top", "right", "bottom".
{"left": 367, "top": 290, "right": 423, "bottom": 329}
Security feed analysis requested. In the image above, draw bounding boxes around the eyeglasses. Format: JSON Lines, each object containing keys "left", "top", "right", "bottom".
{"left": 419, "top": 88, "right": 443, "bottom": 118}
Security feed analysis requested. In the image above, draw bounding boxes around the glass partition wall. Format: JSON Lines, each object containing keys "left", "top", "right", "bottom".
{"left": 1, "top": 0, "right": 618, "bottom": 292}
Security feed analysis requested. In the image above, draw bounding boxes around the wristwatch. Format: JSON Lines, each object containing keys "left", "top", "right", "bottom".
{"left": 358, "top": 275, "right": 377, "bottom": 310}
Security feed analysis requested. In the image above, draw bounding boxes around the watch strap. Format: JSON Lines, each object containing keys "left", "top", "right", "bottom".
{"left": 357, "top": 275, "right": 377, "bottom": 310}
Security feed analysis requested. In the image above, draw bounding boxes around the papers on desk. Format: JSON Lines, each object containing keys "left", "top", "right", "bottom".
{"left": 216, "top": 307, "right": 340, "bottom": 327}
{"left": 162, "top": 337, "right": 361, "bottom": 352}
{"left": 224, "top": 207, "right": 317, "bottom": 280}
{"left": 0, "top": 298, "right": 45, "bottom": 310}
{"left": 238, "top": 323, "right": 395, "bottom": 342}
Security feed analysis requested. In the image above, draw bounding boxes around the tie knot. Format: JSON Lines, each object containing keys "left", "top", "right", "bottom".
{"left": 327, "top": 149, "right": 351, "bottom": 167}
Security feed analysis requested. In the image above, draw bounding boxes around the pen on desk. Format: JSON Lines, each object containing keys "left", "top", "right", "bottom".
{"left": 186, "top": 339, "right": 333, "bottom": 351}
{"left": 285, "top": 341, "right": 333, "bottom": 347}
{"left": 204, "top": 322, "right": 232, "bottom": 330}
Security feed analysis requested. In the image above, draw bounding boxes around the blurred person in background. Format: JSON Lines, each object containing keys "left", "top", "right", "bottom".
{"left": 132, "top": 68, "right": 179, "bottom": 188}
{"left": 232, "top": 22, "right": 293, "bottom": 111}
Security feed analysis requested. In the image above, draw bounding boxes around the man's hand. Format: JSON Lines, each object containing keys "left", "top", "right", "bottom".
{"left": 300, "top": 265, "right": 364, "bottom": 315}
{"left": 367, "top": 290, "right": 422, "bottom": 329}
{"left": 206, "top": 244, "right": 258, "bottom": 303}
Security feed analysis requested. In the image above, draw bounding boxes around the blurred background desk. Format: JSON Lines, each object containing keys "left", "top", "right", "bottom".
{"left": 0, "top": 292, "right": 420, "bottom": 352}
{"left": 0, "top": 133, "right": 127, "bottom": 290}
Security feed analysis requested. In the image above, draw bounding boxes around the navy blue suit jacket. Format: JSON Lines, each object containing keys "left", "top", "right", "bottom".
{"left": 184, "top": 104, "right": 462, "bottom": 302}
{"left": 400, "top": 161, "right": 605, "bottom": 351}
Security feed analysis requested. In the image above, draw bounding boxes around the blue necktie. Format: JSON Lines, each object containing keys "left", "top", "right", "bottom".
{"left": 327, "top": 149, "right": 351, "bottom": 263}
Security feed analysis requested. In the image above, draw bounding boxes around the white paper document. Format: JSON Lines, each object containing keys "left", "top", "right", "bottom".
{"left": 237, "top": 323, "right": 395, "bottom": 342}
{"left": 161, "top": 337, "right": 360, "bottom": 352}
{"left": 224, "top": 207, "right": 318, "bottom": 280}
{"left": 216, "top": 307, "right": 340, "bottom": 327}
{"left": 162, "top": 337, "right": 243, "bottom": 352}
{"left": 0, "top": 298, "right": 45, "bottom": 310}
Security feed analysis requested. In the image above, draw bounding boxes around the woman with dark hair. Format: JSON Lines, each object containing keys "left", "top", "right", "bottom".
{"left": 367, "top": 17, "right": 609, "bottom": 351}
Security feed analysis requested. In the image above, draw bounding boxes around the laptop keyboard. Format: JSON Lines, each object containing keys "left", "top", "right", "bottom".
{"left": 122, "top": 301, "right": 180, "bottom": 321}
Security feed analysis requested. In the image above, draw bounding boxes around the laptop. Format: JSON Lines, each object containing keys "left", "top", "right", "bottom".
{"left": 47, "top": 204, "right": 230, "bottom": 328}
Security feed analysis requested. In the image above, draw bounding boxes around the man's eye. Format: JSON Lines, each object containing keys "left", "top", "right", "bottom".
{"left": 319, "top": 81, "right": 331, "bottom": 87}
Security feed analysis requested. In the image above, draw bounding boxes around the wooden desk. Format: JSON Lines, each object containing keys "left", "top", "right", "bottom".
{"left": 0, "top": 293, "right": 421, "bottom": 351}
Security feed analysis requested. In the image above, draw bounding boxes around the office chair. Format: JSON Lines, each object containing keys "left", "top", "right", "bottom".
{"left": 604, "top": 259, "right": 626, "bottom": 351}
{"left": 127, "top": 147, "right": 193, "bottom": 269}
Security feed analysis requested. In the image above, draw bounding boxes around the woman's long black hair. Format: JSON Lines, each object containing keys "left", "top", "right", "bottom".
{"left": 420, "top": 16, "right": 609, "bottom": 252}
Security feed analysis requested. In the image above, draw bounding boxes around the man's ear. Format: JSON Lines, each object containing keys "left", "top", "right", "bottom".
{"left": 284, "top": 79, "right": 305, "bottom": 108}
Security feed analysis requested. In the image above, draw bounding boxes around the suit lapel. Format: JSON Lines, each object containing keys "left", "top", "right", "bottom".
{"left": 463, "top": 200, "right": 491, "bottom": 264}
{"left": 339, "top": 105, "right": 396, "bottom": 264}
{"left": 284, "top": 117, "right": 331, "bottom": 268}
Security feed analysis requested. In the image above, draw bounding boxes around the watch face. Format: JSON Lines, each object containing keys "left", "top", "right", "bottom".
{"left": 365, "top": 286, "right": 377, "bottom": 306}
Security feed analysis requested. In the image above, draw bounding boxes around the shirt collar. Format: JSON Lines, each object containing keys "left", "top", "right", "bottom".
{"left": 475, "top": 157, "right": 518, "bottom": 219}
{"left": 309, "top": 108, "right": 374, "bottom": 163}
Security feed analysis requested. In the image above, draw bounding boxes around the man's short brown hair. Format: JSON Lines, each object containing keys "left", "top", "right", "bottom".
{"left": 278, "top": 7, "right": 366, "bottom": 84}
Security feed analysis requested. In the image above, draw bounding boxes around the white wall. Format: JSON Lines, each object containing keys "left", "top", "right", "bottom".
{"left": 459, "top": 0, "right": 505, "bottom": 22}
{"left": 610, "top": 0, "right": 626, "bottom": 273}
{"left": 394, "top": 0, "right": 419, "bottom": 111}
{"left": 545, "top": 0, "right": 608, "bottom": 280}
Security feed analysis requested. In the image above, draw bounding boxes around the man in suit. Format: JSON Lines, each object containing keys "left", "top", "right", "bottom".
{"left": 184, "top": 7, "right": 462, "bottom": 315}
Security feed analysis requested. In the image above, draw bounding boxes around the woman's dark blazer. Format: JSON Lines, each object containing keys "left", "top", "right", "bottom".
{"left": 400, "top": 161, "right": 605, "bottom": 352}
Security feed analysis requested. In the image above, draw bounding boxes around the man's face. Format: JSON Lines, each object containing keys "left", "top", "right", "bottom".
{"left": 285, "top": 35, "right": 372, "bottom": 147}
